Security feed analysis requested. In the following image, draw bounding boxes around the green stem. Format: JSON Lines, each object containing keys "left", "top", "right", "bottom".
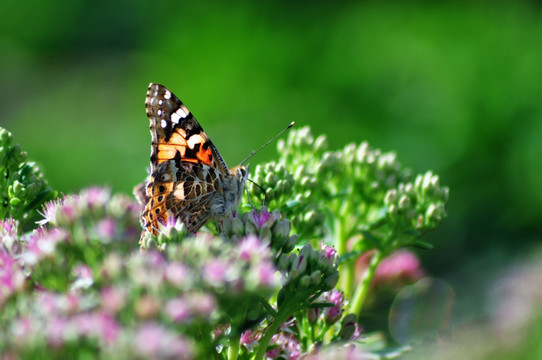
{"left": 349, "top": 250, "right": 383, "bottom": 317}
{"left": 228, "top": 333, "right": 240, "bottom": 360}
{"left": 254, "top": 303, "right": 295, "bottom": 360}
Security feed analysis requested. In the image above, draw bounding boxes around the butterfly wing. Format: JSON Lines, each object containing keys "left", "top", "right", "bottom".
{"left": 142, "top": 159, "right": 226, "bottom": 234}
{"left": 145, "top": 83, "right": 230, "bottom": 174}
{"left": 140, "top": 83, "right": 239, "bottom": 236}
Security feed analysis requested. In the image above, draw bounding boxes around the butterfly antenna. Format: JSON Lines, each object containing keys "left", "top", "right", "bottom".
{"left": 246, "top": 178, "right": 268, "bottom": 208}
{"left": 240, "top": 122, "right": 295, "bottom": 166}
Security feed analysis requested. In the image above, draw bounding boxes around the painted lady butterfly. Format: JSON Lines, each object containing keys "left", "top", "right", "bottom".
{"left": 135, "top": 83, "right": 248, "bottom": 237}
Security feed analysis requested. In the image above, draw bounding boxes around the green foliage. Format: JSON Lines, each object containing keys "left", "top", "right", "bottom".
{"left": 0, "top": 127, "right": 56, "bottom": 226}
{"left": 247, "top": 126, "right": 449, "bottom": 313}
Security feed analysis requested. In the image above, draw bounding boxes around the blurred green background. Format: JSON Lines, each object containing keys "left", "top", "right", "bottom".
{"left": 1, "top": 0, "right": 541, "bottom": 356}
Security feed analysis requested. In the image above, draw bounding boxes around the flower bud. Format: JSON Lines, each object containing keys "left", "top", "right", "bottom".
{"left": 339, "top": 313, "right": 358, "bottom": 340}
{"left": 309, "top": 270, "right": 322, "bottom": 286}
{"left": 323, "top": 270, "right": 339, "bottom": 291}
{"left": 282, "top": 235, "right": 297, "bottom": 254}
{"left": 299, "top": 275, "right": 311, "bottom": 288}
{"left": 398, "top": 195, "right": 411, "bottom": 211}
{"left": 277, "top": 254, "right": 289, "bottom": 271}
{"left": 384, "top": 189, "right": 398, "bottom": 205}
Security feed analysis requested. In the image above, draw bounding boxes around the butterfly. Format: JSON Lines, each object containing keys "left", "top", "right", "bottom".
{"left": 135, "top": 83, "right": 248, "bottom": 238}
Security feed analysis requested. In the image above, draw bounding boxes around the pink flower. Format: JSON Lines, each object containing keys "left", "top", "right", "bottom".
{"left": 323, "top": 290, "right": 344, "bottom": 325}
{"left": 257, "top": 260, "right": 279, "bottom": 288}
{"left": 186, "top": 293, "right": 216, "bottom": 317}
{"left": 165, "top": 297, "right": 191, "bottom": 323}
{"left": 203, "top": 260, "right": 232, "bottom": 285}
{"left": 22, "top": 228, "right": 68, "bottom": 266}
{"left": 252, "top": 207, "right": 272, "bottom": 227}
{"left": 81, "top": 187, "right": 111, "bottom": 209}
{"left": 135, "top": 323, "right": 193, "bottom": 359}
{"left": 240, "top": 329, "right": 262, "bottom": 350}
{"left": 0, "top": 249, "right": 25, "bottom": 304}
{"left": 374, "top": 250, "right": 424, "bottom": 284}
{"left": 97, "top": 218, "right": 116, "bottom": 240}
{"left": 101, "top": 287, "right": 126, "bottom": 315}
{"left": 164, "top": 262, "right": 190, "bottom": 287}
{"left": 72, "top": 265, "right": 94, "bottom": 290}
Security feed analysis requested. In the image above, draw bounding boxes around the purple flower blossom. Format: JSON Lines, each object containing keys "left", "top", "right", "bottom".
{"left": 96, "top": 218, "right": 116, "bottom": 240}
{"left": 165, "top": 297, "right": 191, "bottom": 323}
{"left": 1, "top": 218, "right": 17, "bottom": 236}
{"left": 202, "top": 259, "right": 233, "bottom": 285}
{"left": 257, "top": 260, "right": 279, "bottom": 288}
{"left": 37, "top": 292, "right": 82, "bottom": 315}
{"left": 323, "top": 290, "right": 344, "bottom": 325}
{"left": 46, "top": 316, "right": 68, "bottom": 347}
{"left": 164, "top": 262, "right": 191, "bottom": 287}
{"left": 81, "top": 187, "right": 111, "bottom": 210}
{"left": 323, "top": 244, "right": 337, "bottom": 262}
{"left": 373, "top": 250, "right": 424, "bottom": 285}
{"left": 101, "top": 287, "right": 126, "bottom": 315}
{"left": 252, "top": 207, "right": 272, "bottom": 227}
{"left": 72, "top": 264, "right": 94, "bottom": 290}
{"left": 37, "top": 199, "right": 62, "bottom": 226}
{"left": 267, "top": 332, "right": 301, "bottom": 360}
{"left": 22, "top": 228, "right": 68, "bottom": 266}
{"left": 0, "top": 248, "right": 25, "bottom": 305}
{"left": 240, "top": 329, "right": 261, "bottom": 350}
{"left": 238, "top": 235, "right": 267, "bottom": 261}
{"left": 134, "top": 323, "right": 193, "bottom": 359}
{"left": 72, "top": 312, "right": 120, "bottom": 344}
{"left": 186, "top": 292, "right": 216, "bottom": 317}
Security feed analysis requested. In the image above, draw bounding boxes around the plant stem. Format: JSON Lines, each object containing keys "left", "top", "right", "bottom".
{"left": 254, "top": 303, "right": 295, "bottom": 360}
{"left": 335, "top": 217, "right": 351, "bottom": 296}
{"left": 350, "top": 250, "right": 383, "bottom": 317}
{"left": 228, "top": 333, "right": 240, "bottom": 360}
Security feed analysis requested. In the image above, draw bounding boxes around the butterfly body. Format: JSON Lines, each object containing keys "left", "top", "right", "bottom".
{"left": 137, "top": 83, "right": 247, "bottom": 236}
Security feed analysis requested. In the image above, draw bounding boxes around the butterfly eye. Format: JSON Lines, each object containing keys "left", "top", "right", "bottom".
{"left": 238, "top": 167, "right": 248, "bottom": 180}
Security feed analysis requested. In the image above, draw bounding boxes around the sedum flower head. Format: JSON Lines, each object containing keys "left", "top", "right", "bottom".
{"left": 0, "top": 127, "right": 56, "bottom": 224}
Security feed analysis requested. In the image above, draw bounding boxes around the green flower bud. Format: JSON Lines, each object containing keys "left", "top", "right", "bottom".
{"left": 309, "top": 270, "right": 322, "bottom": 286}
{"left": 323, "top": 270, "right": 339, "bottom": 291}
{"left": 231, "top": 216, "right": 243, "bottom": 234}
{"left": 273, "top": 219, "right": 290, "bottom": 241}
{"left": 398, "top": 195, "right": 411, "bottom": 211}
{"left": 299, "top": 275, "right": 311, "bottom": 288}
{"left": 385, "top": 189, "right": 398, "bottom": 205}
{"left": 314, "top": 135, "right": 327, "bottom": 152}
{"left": 277, "top": 253, "right": 289, "bottom": 271}
{"left": 339, "top": 313, "right": 358, "bottom": 340}
{"left": 283, "top": 235, "right": 297, "bottom": 253}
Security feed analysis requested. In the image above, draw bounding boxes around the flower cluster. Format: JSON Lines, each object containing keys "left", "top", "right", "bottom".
{"left": 277, "top": 243, "right": 339, "bottom": 304}
{"left": 246, "top": 126, "right": 449, "bottom": 317}
{"left": 0, "top": 125, "right": 449, "bottom": 359}
{"left": 0, "top": 127, "right": 56, "bottom": 224}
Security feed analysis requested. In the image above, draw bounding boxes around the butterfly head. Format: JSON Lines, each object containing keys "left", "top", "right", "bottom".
{"left": 231, "top": 165, "right": 249, "bottom": 184}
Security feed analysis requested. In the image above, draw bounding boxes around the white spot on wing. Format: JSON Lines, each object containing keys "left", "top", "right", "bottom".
{"left": 173, "top": 184, "right": 185, "bottom": 200}
{"left": 170, "top": 106, "right": 189, "bottom": 124}
{"left": 161, "top": 119, "right": 167, "bottom": 128}
{"left": 187, "top": 134, "right": 204, "bottom": 149}
{"left": 164, "top": 91, "right": 171, "bottom": 100}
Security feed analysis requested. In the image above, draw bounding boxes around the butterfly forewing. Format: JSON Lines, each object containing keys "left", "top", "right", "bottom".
{"left": 139, "top": 83, "right": 248, "bottom": 238}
